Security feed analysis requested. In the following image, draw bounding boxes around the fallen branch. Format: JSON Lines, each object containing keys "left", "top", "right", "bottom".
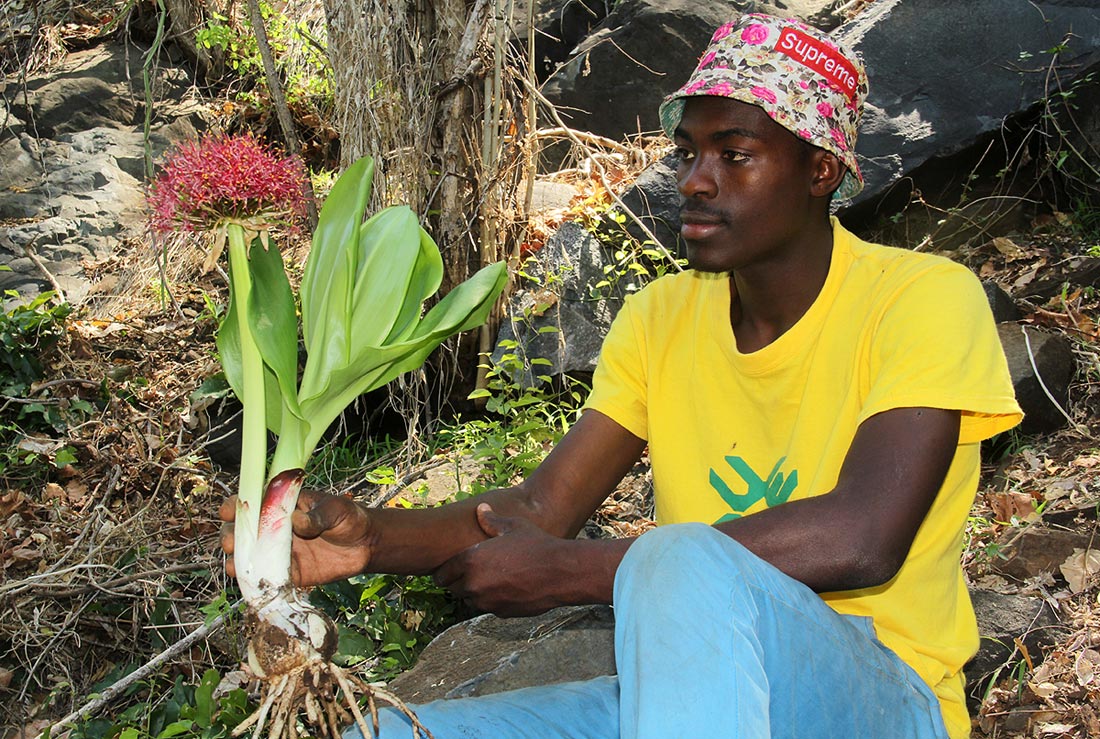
{"left": 37, "top": 603, "right": 241, "bottom": 738}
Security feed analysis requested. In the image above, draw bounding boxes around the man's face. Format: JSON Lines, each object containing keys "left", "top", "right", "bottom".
{"left": 674, "top": 97, "right": 823, "bottom": 273}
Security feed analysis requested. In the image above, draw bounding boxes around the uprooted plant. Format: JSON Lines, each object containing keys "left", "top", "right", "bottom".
{"left": 148, "top": 134, "right": 507, "bottom": 738}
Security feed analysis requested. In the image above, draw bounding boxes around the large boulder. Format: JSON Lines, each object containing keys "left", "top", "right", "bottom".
{"left": 389, "top": 605, "right": 615, "bottom": 702}
{"left": 839, "top": 0, "right": 1100, "bottom": 209}
{"left": 390, "top": 593, "right": 1066, "bottom": 706}
{"left": 0, "top": 43, "right": 203, "bottom": 306}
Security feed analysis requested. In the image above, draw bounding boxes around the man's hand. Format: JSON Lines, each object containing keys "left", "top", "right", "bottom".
{"left": 432, "top": 504, "right": 578, "bottom": 617}
{"left": 219, "top": 488, "right": 374, "bottom": 587}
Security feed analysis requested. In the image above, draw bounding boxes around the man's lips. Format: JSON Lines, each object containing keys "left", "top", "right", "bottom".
{"left": 679, "top": 209, "right": 725, "bottom": 240}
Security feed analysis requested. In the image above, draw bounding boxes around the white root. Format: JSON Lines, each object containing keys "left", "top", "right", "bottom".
{"left": 233, "top": 660, "right": 433, "bottom": 739}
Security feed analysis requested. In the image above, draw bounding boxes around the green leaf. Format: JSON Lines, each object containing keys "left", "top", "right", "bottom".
{"left": 300, "top": 155, "right": 374, "bottom": 363}
{"left": 247, "top": 236, "right": 303, "bottom": 420}
{"left": 347, "top": 206, "right": 430, "bottom": 347}
{"left": 381, "top": 224, "right": 444, "bottom": 345}
{"left": 157, "top": 720, "right": 195, "bottom": 739}
{"left": 192, "top": 668, "right": 219, "bottom": 728}
{"left": 215, "top": 286, "right": 244, "bottom": 404}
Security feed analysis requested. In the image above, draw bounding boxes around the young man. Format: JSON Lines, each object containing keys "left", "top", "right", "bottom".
{"left": 221, "top": 14, "right": 1021, "bottom": 738}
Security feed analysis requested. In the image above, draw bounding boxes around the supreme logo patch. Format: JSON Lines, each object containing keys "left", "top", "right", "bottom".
{"left": 777, "top": 27, "right": 859, "bottom": 101}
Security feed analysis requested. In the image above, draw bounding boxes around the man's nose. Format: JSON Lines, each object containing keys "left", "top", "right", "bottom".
{"left": 678, "top": 158, "right": 717, "bottom": 199}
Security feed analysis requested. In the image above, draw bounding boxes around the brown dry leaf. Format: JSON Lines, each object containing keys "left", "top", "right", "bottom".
{"left": 64, "top": 480, "right": 88, "bottom": 506}
{"left": 1059, "top": 548, "right": 1100, "bottom": 593}
{"left": 992, "top": 236, "right": 1027, "bottom": 261}
{"left": 1031, "top": 681, "right": 1059, "bottom": 699}
{"left": 1037, "top": 724, "right": 1076, "bottom": 735}
{"left": 41, "top": 483, "right": 65, "bottom": 502}
{"left": 987, "top": 491, "right": 1037, "bottom": 523}
{"left": 980, "top": 260, "right": 997, "bottom": 278}
{"left": 0, "top": 490, "right": 26, "bottom": 518}
{"left": 1074, "top": 649, "right": 1100, "bottom": 687}
{"left": 1071, "top": 454, "right": 1100, "bottom": 469}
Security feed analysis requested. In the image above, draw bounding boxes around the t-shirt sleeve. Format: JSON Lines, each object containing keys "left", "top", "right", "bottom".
{"left": 583, "top": 294, "right": 650, "bottom": 440}
{"left": 860, "top": 261, "right": 1023, "bottom": 444}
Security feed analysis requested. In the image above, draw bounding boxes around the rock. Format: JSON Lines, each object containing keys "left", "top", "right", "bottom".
{"left": 18, "top": 76, "right": 138, "bottom": 138}
{"left": 541, "top": 1, "right": 844, "bottom": 142}
{"left": 996, "top": 324, "right": 1077, "bottom": 433}
{"left": 839, "top": 0, "right": 1100, "bottom": 209}
{"left": 611, "top": 153, "right": 683, "bottom": 258}
{"left": 389, "top": 605, "right": 615, "bottom": 703}
{"left": 0, "top": 42, "right": 204, "bottom": 304}
{"left": 495, "top": 220, "right": 627, "bottom": 380}
{"left": 991, "top": 527, "right": 1096, "bottom": 584}
{"left": 965, "top": 589, "right": 1065, "bottom": 694}
{"left": 983, "top": 282, "right": 1021, "bottom": 323}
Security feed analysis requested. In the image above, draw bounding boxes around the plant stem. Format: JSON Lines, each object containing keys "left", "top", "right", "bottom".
{"left": 227, "top": 224, "right": 268, "bottom": 594}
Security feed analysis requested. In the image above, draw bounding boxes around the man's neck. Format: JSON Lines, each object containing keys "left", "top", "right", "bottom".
{"left": 728, "top": 219, "right": 835, "bottom": 354}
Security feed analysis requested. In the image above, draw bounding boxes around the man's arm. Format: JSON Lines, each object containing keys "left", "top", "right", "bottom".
{"left": 221, "top": 409, "right": 647, "bottom": 589}
{"left": 715, "top": 405, "right": 960, "bottom": 592}
{"left": 367, "top": 409, "right": 647, "bottom": 573}
{"left": 437, "top": 405, "right": 959, "bottom": 615}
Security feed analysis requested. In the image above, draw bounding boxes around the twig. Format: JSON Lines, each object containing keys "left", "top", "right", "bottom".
{"left": 520, "top": 77, "right": 683, "bottom": 272}
{"left": 22, "top": 240, "right": 67, "bottom": 303}
{"left": 26, "top": 562, "right": 209, "bottom": 597}
{"left": 1021, "top": 325, "right": 1090, "bottom": 437}
{"left": 37, "top": 602, "right": 241, "bottom": 738}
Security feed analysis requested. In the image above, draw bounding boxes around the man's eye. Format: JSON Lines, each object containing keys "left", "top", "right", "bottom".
{"left": 724, "top": 151, "right": 748, "bottom": 162}
{"left": 675, "top": 148, "right": 694, "bottom": 162}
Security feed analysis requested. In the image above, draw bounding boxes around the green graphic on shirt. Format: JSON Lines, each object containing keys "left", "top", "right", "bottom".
{"left": 710, "top": 456, "right": 798, "bottom": 523}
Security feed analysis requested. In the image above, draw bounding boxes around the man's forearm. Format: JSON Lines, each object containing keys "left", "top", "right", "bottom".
{"left": 361, "top": 486, "right": 539, "bottom": 576}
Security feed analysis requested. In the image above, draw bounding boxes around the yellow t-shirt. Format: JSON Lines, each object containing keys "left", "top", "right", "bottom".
{"left": 585, "top": 220, "right": 1022, "bottom": 738}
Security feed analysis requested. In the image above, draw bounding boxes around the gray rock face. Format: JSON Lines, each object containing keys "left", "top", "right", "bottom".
{"left": 966, "top": 589, "right": 1066, "bottom": 692}
{"left": 996, "top": 324, "right": 1077, "bottom": 433}
{"left": 840, "top": 0, "right": 1100, "bottom": 207}
{"left": 389, "top": 605, "right": 615, "bottom": 702}
{"left": 494, "top": 220, "right": 628, "bottom": 379}
{"left": 0, "top": 44, "right": 202, "bottom": 306}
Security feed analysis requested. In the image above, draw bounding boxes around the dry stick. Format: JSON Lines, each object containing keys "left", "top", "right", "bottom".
{"left": 520, "top": 78, "right": 684, "bottom": 273}
{"left": 22, "top": 241, "right": 67, "bottom": 302}
{"left": 36, "top": 604, "right": 240, "bottom": 738}
{"left": 32, "top": 562, "right": 209, "bottom": 597}
{"left": 244, "top": 0, "right": 319, "bottom": 230}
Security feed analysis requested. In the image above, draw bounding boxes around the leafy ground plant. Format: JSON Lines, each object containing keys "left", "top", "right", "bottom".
{"left": 149, "top": 134, "right": 506, "bottom": 739}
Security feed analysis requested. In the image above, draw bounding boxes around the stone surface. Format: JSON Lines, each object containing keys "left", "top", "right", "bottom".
{"left": 983, "top": 282, "right": 1021, "bottom": 323}
{"left": 992, "top": 527, "right": 1097, "bottom": 584}
{"left": 389, "top": 605, "right": 615, "bottom": 702}
{"left": 0, "top": 43, "right": 204, "bottom": 304}
{"left": 996, "top": 324, "right": 1077, "bottom": 433}
{"left": 966, "top": 589, "right": 1066, "bottom": 690}
{"left": 840, "top": 0, "right": 1100, "bottom": 208}
{"left": 612, "top": 153, "right": 682, "bottom": 258}
{"left": 494, "top": 220, "right": 627, "bottom": 380}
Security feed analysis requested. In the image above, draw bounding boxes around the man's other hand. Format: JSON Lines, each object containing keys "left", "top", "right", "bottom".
{"left": 433, "top": 503, "right": 575, "bottom": 617}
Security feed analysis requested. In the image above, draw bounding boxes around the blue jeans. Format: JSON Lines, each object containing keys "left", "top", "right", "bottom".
{"left": 352, "top": 523, "right": 949, "bottom": 738}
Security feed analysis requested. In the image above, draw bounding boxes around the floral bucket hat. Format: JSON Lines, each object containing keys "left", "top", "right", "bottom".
{"left": 659, "top": 13, "right": 868, "bottom": 200}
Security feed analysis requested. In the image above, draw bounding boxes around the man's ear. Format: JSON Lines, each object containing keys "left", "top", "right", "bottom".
{"left": 809, "top": 150, "right": 846, "bottom": 198}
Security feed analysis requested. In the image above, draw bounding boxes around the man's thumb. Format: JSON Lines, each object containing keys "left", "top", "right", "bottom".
{"left": 475, "top": 503, "right": 509, "bottom": 538}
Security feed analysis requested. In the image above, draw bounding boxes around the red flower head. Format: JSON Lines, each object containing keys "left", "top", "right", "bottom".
{"left": 148, "top": 134, "right": 306, "bottom": 233}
